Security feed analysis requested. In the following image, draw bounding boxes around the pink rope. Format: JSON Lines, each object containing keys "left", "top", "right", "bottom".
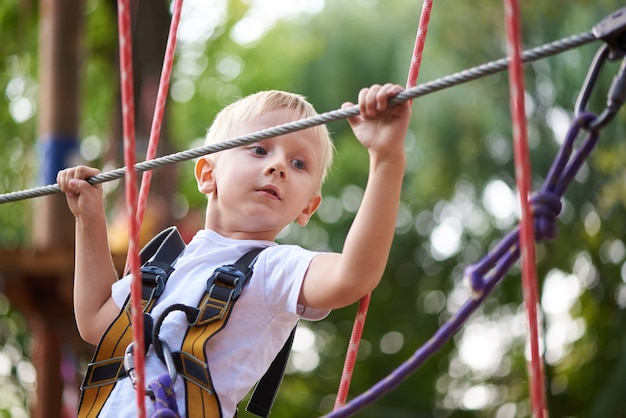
{"left": 406, "top": 0, "right": 434, "bottom": 89}
{"left": 135, "top": 0, "right": 183, "bottom": 228}
{"left": 503, "top": 1, "right": 547, "bottom": 417}
{"left": 333, "top": 294, "right": 370, "bottom": 410}
{"left": 117, "top": 0, "right": 146, "bottom": 416}
{"left": 125, "top": 0, "right": 184, "bottom": 273}
{"left": 334, "top": 1, "right": 434, "bottom": 409}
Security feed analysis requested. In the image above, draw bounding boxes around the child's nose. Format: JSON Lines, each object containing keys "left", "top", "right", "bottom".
{"left": 265, "top": 160, "right": 286, "bottom": 179}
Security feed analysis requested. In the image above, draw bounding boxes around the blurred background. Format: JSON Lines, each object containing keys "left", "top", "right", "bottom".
{"left": 1, "top": 0, "right": 625, "bottom": 417}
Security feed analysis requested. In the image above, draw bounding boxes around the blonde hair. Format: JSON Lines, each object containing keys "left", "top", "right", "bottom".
{"left": 205, "top": 90, "right": 334, "bottom": 187}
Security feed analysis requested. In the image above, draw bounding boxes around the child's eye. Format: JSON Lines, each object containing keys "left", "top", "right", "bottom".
{"left": 251, "top": 146, "right": 267, "bottom": 155}
{"left": 292, "top": 159, "right": 306, "bottom": 171}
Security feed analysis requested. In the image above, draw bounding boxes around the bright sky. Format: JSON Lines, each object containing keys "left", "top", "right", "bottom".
{"left": 178, "top": 0, "right": 325, "bottom": 45}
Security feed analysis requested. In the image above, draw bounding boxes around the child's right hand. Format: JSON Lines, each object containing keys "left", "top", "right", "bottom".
{"left": 56, "top": 166, "right": 104, "bottom": 218}
{"left": 342, "top": 83, "right": 411, "bottom": 160}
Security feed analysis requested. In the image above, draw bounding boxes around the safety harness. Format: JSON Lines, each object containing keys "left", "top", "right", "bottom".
{"left": 78, "top": 226, "right": 295, "bottom": 417}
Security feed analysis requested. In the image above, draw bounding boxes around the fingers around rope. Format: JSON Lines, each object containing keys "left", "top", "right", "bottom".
{"left": 57, "top": 166, "right": 101, "bottom": 194}
{"left": 358, "top": 83, "right": 407, "bottom": 118}
{"left": 361, "top": 84, "right": 384, "bottom": 118}
{"left": 376, "top": 84, "right": 404, "bottom": 112}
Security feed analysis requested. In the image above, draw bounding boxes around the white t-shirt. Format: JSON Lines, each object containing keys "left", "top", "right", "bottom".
{"left": 100, "top": 229, "right": 329, "bottom": 417}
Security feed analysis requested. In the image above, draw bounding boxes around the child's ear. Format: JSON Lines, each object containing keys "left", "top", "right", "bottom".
{"left": 296, "top": 193, "right": 322, "bottom": 226}
{"left": 195, "top": 157, "right": 216, "bottom": 194}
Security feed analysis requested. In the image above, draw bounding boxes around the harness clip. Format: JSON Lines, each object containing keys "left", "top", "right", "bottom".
{"left": 124, "top": 339, "right": 178, "bottom": 399}
{"left": 578, "top": 8, "right": 626, "bottom": 131}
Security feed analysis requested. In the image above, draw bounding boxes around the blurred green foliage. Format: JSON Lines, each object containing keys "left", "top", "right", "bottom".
{"left": 1, "top": 0, "right": 626, "bottom": 417}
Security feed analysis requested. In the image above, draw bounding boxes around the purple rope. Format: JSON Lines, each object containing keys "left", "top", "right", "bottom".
{"left": 149, "top": 373, "right": 180, "bottom": 418}
{"left": 324, "top": 112, "right": 601, "bottom": 417}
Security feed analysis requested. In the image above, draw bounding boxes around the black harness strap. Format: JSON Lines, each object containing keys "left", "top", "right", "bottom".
{"left": 246, "top": 325, "right": 297, "bottom": 417}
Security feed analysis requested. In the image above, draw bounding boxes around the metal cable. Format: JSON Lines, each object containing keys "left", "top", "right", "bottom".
{"left": 0, "top": 30, "right": 596, "bottom": 205}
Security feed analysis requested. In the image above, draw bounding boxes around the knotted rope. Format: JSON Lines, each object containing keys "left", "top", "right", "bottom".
{"left": 148, "top": 374, "right": 180, "bottom": 418}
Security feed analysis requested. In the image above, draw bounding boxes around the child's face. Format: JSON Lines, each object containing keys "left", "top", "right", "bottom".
{"left": 196, "top": 109, "right": 324, "bottom": 240}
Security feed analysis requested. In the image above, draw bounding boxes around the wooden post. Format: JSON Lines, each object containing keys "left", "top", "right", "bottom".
{"left": 29, "top": 0, "right": 83, "bottom": 416}
{"left": 32, "top": 0, "right": 82, "bottom": 250}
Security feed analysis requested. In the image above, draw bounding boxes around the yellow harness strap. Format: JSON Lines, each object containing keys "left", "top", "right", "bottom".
{"left": 149, "top": 248, "right": 264, "bottom": 417}
{"left": 77, "top": 227, "right": 184, "bottom": 417}
{"left": 77, "top": 227, "right": 269, "bottom": 418}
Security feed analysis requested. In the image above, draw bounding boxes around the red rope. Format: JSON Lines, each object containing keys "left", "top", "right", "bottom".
{"left": 503, "top": 1, "right": 547, "bottom": 417}
{"left": 118, "top": 1, "right": 185, "bottom": 415}
{"left": 117, "top": 0, "right": 145, "bottom": 416}
{"left": 135, "top": 0, "right": 183, "bottom": 228}
{"left": 125, "top": 0, "right": 184, "bottom": 273}
{"left": 406, "top": 0, "right": 434, "bottom": 89}
{"left": 333, "top": 294, "right": 371, "bottom": 410}
{"left": 334, "top": 1, "right": 434, "bottom": 409}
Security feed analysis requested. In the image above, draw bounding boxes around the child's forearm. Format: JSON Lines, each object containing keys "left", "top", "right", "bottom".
{"left": 301, "top": 151, "right": 405, "bottom": 310}
{"left": 301, "top": 83, "right": 411, "bottom": 310}
{"left": 341, "top": 151, "right": 406, "bottom": 293}
{"left": 73, "top": 210, "right": 120, "bottom": 343}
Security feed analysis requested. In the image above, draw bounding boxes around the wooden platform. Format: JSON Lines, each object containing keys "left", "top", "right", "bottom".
{"left": 0, "top": 248, "right": 127, "bottom": 417}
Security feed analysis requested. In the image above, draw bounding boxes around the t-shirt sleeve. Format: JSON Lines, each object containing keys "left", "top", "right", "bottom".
{"left": 111, "top": 275, "right": 131, "bottom": 308}
{"left": 259, "top": 245, "right": 330, "bottom": 321}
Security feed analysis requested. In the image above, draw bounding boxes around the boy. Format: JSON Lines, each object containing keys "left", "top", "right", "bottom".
{"left": 57, "top": 83, "right": 411, "bottom": 416}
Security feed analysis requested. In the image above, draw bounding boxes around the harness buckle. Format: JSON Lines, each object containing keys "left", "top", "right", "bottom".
{"left": 206, "top": 265, "right": 248, "bottom": 300}
{"left": 141, "top": 264, "right": 168, "bottom": 299}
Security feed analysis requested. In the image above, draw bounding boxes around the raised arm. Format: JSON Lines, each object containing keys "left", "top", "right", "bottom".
{"left": 57, "top": 166, "right": 121, "bottom": 344}
{"left": 300, "top": 83, "right": 411, "bottom": 310}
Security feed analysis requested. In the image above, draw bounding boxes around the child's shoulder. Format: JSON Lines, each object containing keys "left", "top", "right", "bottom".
{"left": 255, "top": 243, "right": 323, "bottom": 274}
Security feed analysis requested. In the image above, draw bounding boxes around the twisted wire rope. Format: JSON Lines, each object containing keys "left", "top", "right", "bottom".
{"left": 0, "top": 30, "right": 596, "bottom": 205}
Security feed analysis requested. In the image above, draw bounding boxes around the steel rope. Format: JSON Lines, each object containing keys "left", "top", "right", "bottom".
{"left": 0, "top": 30, "right": 596, "bottom": 205}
